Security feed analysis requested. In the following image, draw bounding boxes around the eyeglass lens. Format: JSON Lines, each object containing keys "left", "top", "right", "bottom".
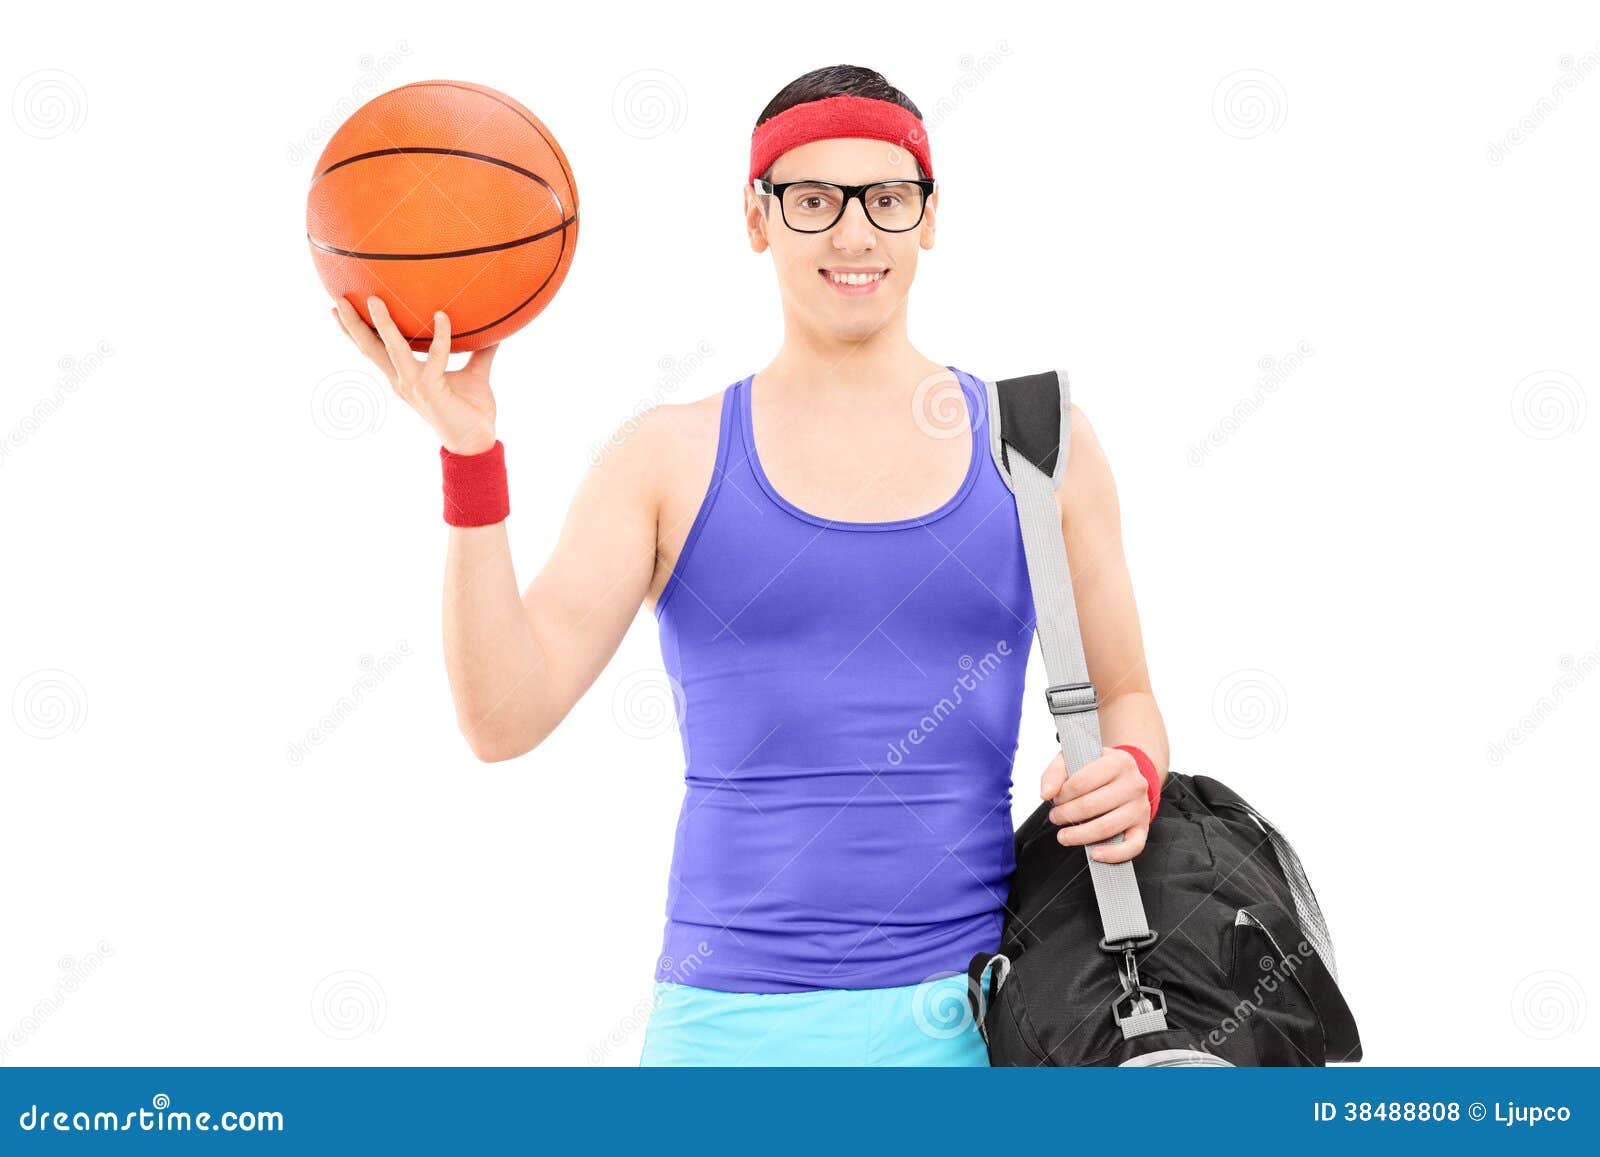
{"left": 780, "top": 182, "right": 926, "bottom": 232}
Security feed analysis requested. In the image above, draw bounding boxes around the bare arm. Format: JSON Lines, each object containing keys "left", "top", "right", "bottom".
{"left": 329, "top": 295, "right": 662, "bottom": 763}
{"left": 1038, "top": 401, "right": 1171, "bottom": 864}
{"left": 1056, "top": 402, "right": 1170, "bottom": 781}
{"left": 446, "top": 415, "right": 660, "bottom": 761}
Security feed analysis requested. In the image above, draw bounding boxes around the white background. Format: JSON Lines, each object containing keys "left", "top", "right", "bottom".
{"left": 3, "top": 0, "right": 1596, "bottom": 1067}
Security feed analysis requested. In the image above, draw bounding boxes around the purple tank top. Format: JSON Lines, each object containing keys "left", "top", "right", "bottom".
{"left": 653, "top": 367, "right": 1035, "bottom": 993}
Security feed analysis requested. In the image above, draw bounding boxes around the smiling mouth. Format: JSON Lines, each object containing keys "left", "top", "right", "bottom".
{"left": 820, "top": 269, "right": 888, "bottom": 294}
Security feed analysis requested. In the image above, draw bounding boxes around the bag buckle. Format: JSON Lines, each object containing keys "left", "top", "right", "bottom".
{"left": 1097, "top": 930, "right": 1158, "bottom": 954}
{"left": 1046, "top": 682, "right": 1098, "bottom": 740}
{"left": 1112, "top": 976, "right": 1168, "bottom": 1031}
{"left": 1101, "top": 932, "right": 1166, "bottom": 1036}
{"left": 1045, "top": 681, "right": 1098, "bottom": 717}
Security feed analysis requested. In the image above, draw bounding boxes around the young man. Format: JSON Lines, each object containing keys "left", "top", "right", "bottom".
{"left": 332, "top": 65, "right": 1169, "bottom": 1066}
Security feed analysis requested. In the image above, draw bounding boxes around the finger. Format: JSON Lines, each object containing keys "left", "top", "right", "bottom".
{"left": 1038, "top": 751, "right": 1066, "bottom": 801}
{"left": 333, "top": 299, "right": 394, "bottom": 377}
{"left": 1055, "top": 800, "right": 1147, "bottom": 847}
{"left": 1089, "top": 827, "right": 1147, "bottom": 864}
{"left": 366, "top": 295, "right": 418, "bottom": 378}
{"left": 1049, "top": 775, "right": 1145, "bottom": 827}
{"left": 465, "top": 342, "right": 499, "bottom": 376}
{"left": 1048, "top": 749, "right": 1118, "bottom": 804}
{"left": 423, "top": 310, "right": 451, "bottom": 381}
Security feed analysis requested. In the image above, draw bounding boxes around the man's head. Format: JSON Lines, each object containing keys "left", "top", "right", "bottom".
{"left": 743, "top": 66, "right": 937, "bottom": 344}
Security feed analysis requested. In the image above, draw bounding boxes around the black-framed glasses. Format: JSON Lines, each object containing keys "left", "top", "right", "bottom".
{"left": 752, "top": 178, "right": 936, "bottom": 233}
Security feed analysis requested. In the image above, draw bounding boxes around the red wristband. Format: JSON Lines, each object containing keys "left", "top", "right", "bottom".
{"left": 1113, "top": 744, "right": 1162, "bottom": 822}
{"left": 440, "top": 440, "right": 509, "bottom": 527}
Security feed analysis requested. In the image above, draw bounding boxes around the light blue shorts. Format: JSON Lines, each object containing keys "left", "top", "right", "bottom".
{"left": 638, "top": 967, "right": 993, "bottom": 1067}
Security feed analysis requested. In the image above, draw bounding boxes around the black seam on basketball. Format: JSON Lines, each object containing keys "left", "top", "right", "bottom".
{"left": 306, "top": 213, "right": 577, "bottom": 261}
{"left": 395, "top": 218, "right": 572, "bottom": 345}
{"left": 407, "top": 80, "right": 580, "bottom": 211}
{"left": 311, "top": 145, "right": 557, "bottom": 189}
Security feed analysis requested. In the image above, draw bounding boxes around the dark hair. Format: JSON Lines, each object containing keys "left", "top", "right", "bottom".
{"left": 754, "top": 65, "right": 925, "bottom": 185}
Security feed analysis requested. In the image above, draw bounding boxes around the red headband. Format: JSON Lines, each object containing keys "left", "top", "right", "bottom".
{"left": 748, "top": 93, "right": 933, "bottom": 185}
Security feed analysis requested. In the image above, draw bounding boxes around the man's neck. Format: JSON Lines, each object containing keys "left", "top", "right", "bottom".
{"left": 761, "top": 326, "right": 944, "bottom": 403}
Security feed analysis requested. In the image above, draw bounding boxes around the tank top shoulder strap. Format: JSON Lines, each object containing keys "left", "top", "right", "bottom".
{"left": 654, "top": 376, "right": 750, "bottom": 619}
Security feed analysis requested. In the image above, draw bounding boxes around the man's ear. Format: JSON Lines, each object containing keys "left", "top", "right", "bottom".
{"left": 745, "top": 185, "right": 770, "bottom": 253}
{"left": 919, "top": 187, "right": 937, "bottom": 250}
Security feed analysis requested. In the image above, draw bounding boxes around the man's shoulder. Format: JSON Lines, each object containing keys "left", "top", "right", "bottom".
{"left": 591, "top": 386, "right": 731, "bottom": 526}
{"left": 597, "top": 386, "right": 725, "bottom": 462}
{"left": 631, "top": 387, "right": 728, "bottom": 471}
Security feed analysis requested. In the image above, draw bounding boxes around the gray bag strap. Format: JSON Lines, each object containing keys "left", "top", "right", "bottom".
{"left": 984, "top": 369, "right": 1168, "bottom": 1038}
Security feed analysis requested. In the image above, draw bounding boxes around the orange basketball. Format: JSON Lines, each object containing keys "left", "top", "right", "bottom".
{"left": 307, "top": 80, "right": 578, "bottom": 352}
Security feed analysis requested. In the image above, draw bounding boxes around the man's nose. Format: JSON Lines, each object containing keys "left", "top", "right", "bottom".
{"left": 831, "top": 197, "right": 877, "bottom": 250}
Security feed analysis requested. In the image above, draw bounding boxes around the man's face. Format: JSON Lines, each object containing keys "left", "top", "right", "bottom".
{"left": 744, "top": 137, "right": 937, "bottom": 342}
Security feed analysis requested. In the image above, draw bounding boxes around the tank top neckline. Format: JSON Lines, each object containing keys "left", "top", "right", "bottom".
{"left": 737, "top": 365, "right": 984, "bottom": 533}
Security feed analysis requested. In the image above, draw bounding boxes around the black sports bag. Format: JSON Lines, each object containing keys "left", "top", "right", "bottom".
{"left": 966, "top": 370, "right": 1363, "bottom": 1067}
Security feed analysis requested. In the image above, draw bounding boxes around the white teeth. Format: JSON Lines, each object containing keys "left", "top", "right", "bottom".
{"left": 827, "top": 270, "right": 884, "bottom": 286}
